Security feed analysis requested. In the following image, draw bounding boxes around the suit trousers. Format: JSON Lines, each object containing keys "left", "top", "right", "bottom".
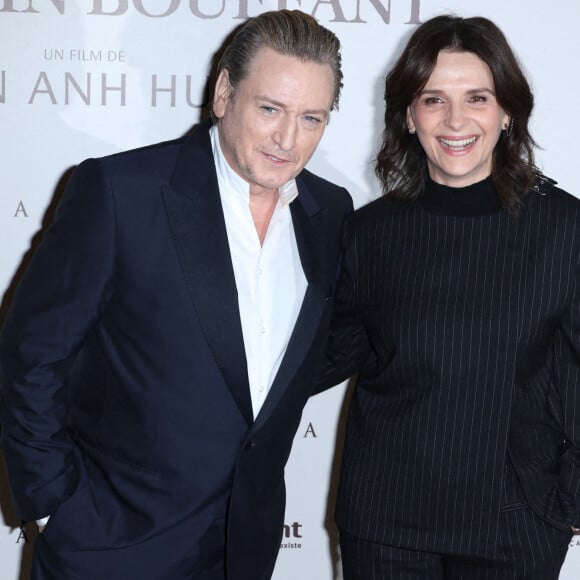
{"left": 339, "top": 463, "right": 572, "bottom": 580}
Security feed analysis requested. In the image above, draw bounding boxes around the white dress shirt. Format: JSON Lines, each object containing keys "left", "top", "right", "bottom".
{"left": 210, "top": 126, "right": 307, "bottom": 418}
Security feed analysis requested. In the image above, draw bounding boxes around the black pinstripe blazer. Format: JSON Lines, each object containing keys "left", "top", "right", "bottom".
{"left": 321, "top": 178, "right": 580, "bottom": 558}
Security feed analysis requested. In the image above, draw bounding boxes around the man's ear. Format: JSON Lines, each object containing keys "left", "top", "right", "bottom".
{"left": 213, "top": 69, "right": 232, "bottom": 119}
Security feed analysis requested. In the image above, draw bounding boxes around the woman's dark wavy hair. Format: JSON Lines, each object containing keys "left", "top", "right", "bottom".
{"left": 375, "top": 15, "right": 538, "bottom": 214}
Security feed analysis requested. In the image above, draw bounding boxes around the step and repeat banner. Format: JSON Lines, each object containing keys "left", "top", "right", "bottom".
{"left": 1, "top": 1, "right": 579, "bottom": 578}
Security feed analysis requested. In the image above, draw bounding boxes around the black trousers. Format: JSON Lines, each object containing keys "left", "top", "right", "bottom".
{"left": 340, "top": 465, "right": 572, "bottom": 579}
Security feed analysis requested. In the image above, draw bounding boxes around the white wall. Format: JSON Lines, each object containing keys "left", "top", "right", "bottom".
{"left": 1, "top": 1, "right": 579, "bottom": 578}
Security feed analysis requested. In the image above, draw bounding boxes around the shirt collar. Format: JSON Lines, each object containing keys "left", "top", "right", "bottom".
{"left": 210, "top": 124, "right": 299, "bottom": 206}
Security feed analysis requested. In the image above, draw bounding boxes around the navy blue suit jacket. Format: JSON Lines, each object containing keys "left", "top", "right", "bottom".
{"left": 0, "top": 121, "right": 352, "bottom": 579}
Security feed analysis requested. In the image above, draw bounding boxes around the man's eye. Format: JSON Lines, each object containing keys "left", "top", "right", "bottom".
{"left": 261, "top": 105, "right": 277, "bottom": 113}
{"left": 304, "top": 115, "right": 322, "bottom": 124}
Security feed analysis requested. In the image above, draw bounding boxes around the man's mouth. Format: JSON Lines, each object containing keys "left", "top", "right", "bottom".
{"left": 263, "top": 152, "right": 293, "bottom": 164}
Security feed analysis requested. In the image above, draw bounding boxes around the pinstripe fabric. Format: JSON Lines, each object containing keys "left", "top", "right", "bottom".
{"left": 340, "top": 460, "right": 571, "bottom": 580}
{"left": 338, "top": 460, "right": 571, "bottom": 579}
{"left": 322, "top": 177, "right": 580, "bottom": 560}
{"left": 339, "top": 506, "right": 570, "bottom": 580}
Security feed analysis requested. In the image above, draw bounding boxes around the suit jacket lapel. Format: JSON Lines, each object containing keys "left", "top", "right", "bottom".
{"left": 162, "top": 122, "right": 253, "bottom": 426}
{"left": 253, "top": 178, "right": 328, "bottom": 430}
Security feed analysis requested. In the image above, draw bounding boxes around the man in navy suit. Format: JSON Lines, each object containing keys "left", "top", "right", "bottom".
{"left": 0, "top": 10, "right": 351, "bottom": 579}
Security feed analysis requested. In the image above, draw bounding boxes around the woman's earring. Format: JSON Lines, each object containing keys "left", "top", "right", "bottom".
{"left": 504, "top": 119, "right": 514, "bottom": 138}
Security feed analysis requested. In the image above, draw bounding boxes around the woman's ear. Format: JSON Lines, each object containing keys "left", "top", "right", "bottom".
{"left": 406, "top": 106, "right": 416, "bottom": 134}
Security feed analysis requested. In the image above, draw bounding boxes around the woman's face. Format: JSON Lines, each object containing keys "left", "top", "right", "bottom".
{"left": 407, "top": 50, "right": 509, "bottom": 188}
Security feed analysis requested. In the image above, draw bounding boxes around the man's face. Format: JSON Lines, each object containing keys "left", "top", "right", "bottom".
{"left": 213, "top": 46, "right": 335, "bottom": 197}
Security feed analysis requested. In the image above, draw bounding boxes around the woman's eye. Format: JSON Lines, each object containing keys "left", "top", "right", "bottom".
{"left": 469, "top": 95, "right": 487, "bottom": 103}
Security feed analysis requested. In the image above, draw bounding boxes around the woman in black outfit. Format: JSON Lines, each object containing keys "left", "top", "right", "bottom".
{"left": 322, "top": 15, "right": 579, "bottom": 580}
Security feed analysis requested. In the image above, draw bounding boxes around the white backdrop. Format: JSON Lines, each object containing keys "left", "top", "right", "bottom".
{"left": 1, "top": 1, "right": 579, "bottom": 578}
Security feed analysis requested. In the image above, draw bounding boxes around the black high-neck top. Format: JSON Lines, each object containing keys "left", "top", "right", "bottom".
{"left": 419, "top": 176, "right": 501, "bottom": 216}
{"left": 322, "top": 177, "right": 580, "bottom": 558}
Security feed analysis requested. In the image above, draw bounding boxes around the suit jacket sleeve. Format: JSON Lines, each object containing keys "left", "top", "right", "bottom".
{"left": 314, "top": 217, "right": 373, "bottom": 393}
{"left": 0, "top": 158, "right": 115, "bottom": 521}
{"left": 553, "top": 263, "right": 580, "bottom": 527}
